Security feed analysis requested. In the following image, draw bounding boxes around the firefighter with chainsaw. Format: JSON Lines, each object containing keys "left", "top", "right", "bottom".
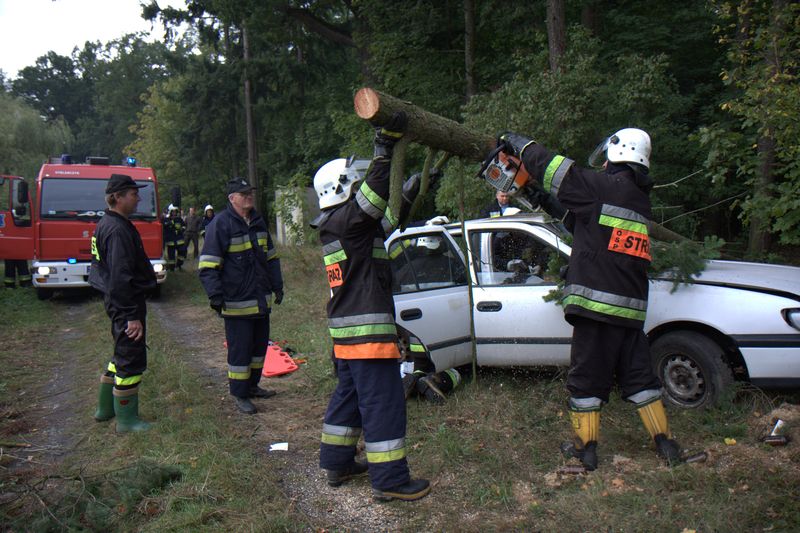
{"left": 486, "top": 128, "right": 682, "bottom": 470}
{"left": 312, "top": 111, "right": 431, "bottom": 502}
{"left": 89, "top": 174, "right": 157, "bottom": 433}
{"left": 199, "top": 177, "right": 284, "bottom": 415}
{"left": 163, "top": 204, "right": 187, "bottom": 271}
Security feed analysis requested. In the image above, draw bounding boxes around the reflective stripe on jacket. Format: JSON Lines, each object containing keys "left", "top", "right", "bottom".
{"left": 198, "top": 205, "right": 283, "bottom": 319}
{"left": 521, "top": 144, "right": 652, "bottom": 328}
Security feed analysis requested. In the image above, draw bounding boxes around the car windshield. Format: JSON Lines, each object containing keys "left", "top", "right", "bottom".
{"left": 40, "top": 178, "right": 156, "bottom": 220}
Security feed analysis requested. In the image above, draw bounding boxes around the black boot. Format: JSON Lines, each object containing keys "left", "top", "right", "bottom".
{"left": 234, "top": 396, "right": 257, "bottom": 414}
{"left": 560, "top": 440, "right": 598, "bottom": 471}
{"left": 327, "top": 460, "right": 369, "bottom": 487}
{"left": 373, "top": 478, "right": 431, "bottom": 502}
{"left": 416, "top": 375, "right": 446, "bottom": 404}
{"left": 654, "top": 434, "right": 682, "bottom": 465}
{"left": 402, "top": 371, "right": 422, "bottom": 400}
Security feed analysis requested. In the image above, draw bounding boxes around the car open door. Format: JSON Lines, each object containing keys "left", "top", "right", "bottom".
{"left": 388, "top": 226, "right": 472, "bottom": 372}
{"left": 465, "top": 220, "right": 574, "bottom": 367}
{"left": 0, "top": 176, "right": 34, "bottom": 260}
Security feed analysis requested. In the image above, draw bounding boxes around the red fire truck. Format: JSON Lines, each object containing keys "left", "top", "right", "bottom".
{"left": 0, "top": 156, "right": 167, "bottom": 300}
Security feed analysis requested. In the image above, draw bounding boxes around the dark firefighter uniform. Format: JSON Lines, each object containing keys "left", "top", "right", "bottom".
{"left": 198, "top": 205, "right": 283, "bottom": 399}
{"left": 511, "top": 136, "right": 679, "bottom": 467}
{"left": 163, "top": 213, "right": 186, "bottom": 270}
{"left": 89, "top": 208, "right": 156, "bottom": 428}
{"left": 316, "top": 144, "right": 428, "bottom": 496}
{"left": 3, "top": 259, "right": 32, "bottom": 288}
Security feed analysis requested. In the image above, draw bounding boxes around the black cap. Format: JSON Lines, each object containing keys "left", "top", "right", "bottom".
{"left": 106, "top": 174, "right": 147, "bottom": 194}
{"left": 227, "top": 177, "right": 254, "bottom": 195}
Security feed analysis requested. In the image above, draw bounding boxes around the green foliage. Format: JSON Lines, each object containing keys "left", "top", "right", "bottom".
{"left": 651, "top": 235, "right": 726, "bottom": 292}
{"left": 0, "top": 93, "right": 72, "bottom": 178}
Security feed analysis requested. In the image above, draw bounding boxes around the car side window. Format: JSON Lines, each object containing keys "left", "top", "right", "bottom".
{"left": 389, "top": 233, "right": 467, "bottom": 294}
{"left": 470, "top": 229, "right": 555, "bottom": 286}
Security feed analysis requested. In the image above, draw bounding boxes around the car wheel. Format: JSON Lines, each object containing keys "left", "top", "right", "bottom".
{"left": 651, "top": 331, "right": 733, "bottom": 409}
{"left": 36, "top": 288, "right": 53, "bottom": 301}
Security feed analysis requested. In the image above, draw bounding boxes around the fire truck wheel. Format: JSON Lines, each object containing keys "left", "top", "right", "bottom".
{"left": 35, "top": 288, "right": 54, "bottom": 301}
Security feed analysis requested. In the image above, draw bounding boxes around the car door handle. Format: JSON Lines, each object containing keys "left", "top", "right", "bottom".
{"left": 476, "top": 301, "right": 502, "bottom": 312}
{"left": 400, "top": 308, "right": 423, "bottom": 321}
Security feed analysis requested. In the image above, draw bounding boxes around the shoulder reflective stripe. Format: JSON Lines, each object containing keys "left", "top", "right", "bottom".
{"left": 324, "top": 249, "right": 347, "bottom": 266}
{"left": 544, "top": 155, "right": 573, "bottom": 194}
{"left": 329, "top": 324, "right": 398, "bottom": 338}
{"left": 564, "top": 284, "right": 647, "bottom": 310}
{"left": 114, "top": 374, "right": 142, "bottom": 386}
{"left": 356, "top": 189, "right": 385, "bottom": 219}
{"left": 328, "top": 313, "right": 396, "bottom": 328}
{"left": 365, "top": 438, "right": 406, "bottom": 463}
{"left": 563, "top": 294, "right": 646, "bottom": 321}
{"left": 601, "top": 204, "right": 649, "bottom": 224}
{"left": 357, "top": 182, "right": 387, "bottom": 217}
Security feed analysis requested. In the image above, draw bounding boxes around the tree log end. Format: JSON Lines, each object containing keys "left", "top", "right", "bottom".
{"left": 354, "top": 87, "right": 381, "bottom": 121}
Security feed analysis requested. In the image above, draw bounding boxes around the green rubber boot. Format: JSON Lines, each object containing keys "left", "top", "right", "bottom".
{"left": 94, "top": 376, "right": 115, "bottom": 421}
{"left": 113, "top": 388, "right": 152, "bottom": 433}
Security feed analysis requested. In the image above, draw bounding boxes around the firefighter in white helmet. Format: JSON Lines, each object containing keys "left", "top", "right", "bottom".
{"left": 491, "top": 127, "right": 681, "bottom": 470}
{"left": 163, "top": 204, "right": 187, "bottom": 271}
{"left": 312, "top": 112, "right": 432, "bottom": 502}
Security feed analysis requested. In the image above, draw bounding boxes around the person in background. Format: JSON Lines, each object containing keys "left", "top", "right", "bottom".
{"left": 200, "top": 205, "right": 215, "bottom": 236}
{"left": 163, "top": 205, "right": 187, "bottom": 271}
{"left": 88, "top": 174, "right": 156, "bottom": 433}
{"left": 184, "top": 206, "right": 202, "bottom": 260}
{"left": 479, "top": 190, "right": 512, "bottom": 218}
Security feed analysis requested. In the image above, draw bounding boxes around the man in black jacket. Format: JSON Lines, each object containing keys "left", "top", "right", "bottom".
{"left": 89, "top": 174, "right": 157, "bottom": 433}
{"left": 496, "top": 128, "right": 682, "bottom": 470}
{"left": 199, "top": 177, "right": 284, "bottom": 415}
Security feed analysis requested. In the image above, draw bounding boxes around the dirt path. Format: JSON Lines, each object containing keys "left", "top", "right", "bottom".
{"left": 149, "top": 297, "right": 426, "bottom": 531}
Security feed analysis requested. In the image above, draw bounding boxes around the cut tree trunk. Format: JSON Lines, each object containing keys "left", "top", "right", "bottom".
{"left": 354, "top": 87, "right": 687, "bottom": 243}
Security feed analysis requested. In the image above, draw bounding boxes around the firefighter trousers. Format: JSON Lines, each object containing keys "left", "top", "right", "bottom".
{"left": 224, "top": 316, "right": 268, "bottom": 398}
{"left": 320, "top": 358, "right": 410, "bottom": 490}
{"left": 103, "top": 295, "right": 148, "bottom": 389}
{"left": 165, "top": 243, "right": 186, "bottom": 269}
{"left": 3, "top": 259, "right": 31, "bottom": 288}
{"left": 567, "top": 316, "right": 661, "bottom": 403}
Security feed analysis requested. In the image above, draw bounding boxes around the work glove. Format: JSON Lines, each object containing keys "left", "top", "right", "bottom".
{"left": 402, "top": 173, "right": 422, "bottom": 204}
{"left": 498, "top": 132, "right": 535, "bottom": 159}
{"left": 273, "top": 289, "right": 284, "bottom": 305}
{"left": 373, "top": 111, "right": 408, "bottom": 158}
{"left": 426, "top": 215, "right": 450, "bottom": 225}
{"left": 209, "top": 297, "right": 223, "bottom": 316}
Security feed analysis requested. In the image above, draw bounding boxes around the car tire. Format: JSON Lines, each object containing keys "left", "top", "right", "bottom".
{"left": 35, "top": 288, "right": 53, "bottom": 301}
{"left": 651, "top": 331, "right": 733, "bottom": 409}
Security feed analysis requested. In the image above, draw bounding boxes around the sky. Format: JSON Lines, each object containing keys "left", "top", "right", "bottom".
{"left": 0, "top": 0, "right": 185, "bottom": 79}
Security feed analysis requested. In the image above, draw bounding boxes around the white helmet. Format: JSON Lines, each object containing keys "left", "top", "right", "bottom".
{"left": 313, "top": 158, "right": 369, "bottom": 210}
{"left": 204, "top": 204, "right": 213, "bottom": 213}
{"left": 589, "top": 128, "right": 651, "bottom": 169}
{"left": 168, "top": 203, "right": 178, "bottom": 212}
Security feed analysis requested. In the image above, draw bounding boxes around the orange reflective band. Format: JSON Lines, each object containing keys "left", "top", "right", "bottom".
{"left": 334, "top": 342, "right": 401, "bottom": 359}
{"left": 608, "top": 228, "right": 651, "bottom": 261}
{"left": 326, "top": 263, "right": 343, "bottom": 288}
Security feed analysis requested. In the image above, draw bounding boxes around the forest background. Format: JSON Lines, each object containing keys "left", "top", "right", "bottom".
{"left": 1, "top": 0, "right": 798, "bottom": 260}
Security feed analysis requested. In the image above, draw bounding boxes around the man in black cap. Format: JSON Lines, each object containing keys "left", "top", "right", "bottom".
{"left": 89, "top": 173, "right": 157, "bottom": 432}
{"left": 198, "top": 177, "right": 284, "bottom": 414}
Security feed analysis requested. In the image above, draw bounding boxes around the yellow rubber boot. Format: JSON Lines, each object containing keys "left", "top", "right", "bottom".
{"left": 637, "top": 399, "right": 682, "bottom": 464}
{"left": 562, "top": 409, "right": 600, "bottom": 470}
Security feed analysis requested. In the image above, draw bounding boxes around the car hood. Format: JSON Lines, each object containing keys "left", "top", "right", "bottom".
{"left": 689, "top": 260, "right": 800, "bottom": 298}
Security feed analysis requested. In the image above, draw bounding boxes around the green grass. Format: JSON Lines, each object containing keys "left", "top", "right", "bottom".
{"left": 2, "top": 246, "right": 800, "bottom": 532}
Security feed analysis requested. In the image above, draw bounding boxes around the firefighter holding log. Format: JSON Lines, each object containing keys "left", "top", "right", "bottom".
{"left": 312, "top": 111, "right": 431, "bottom": 502}
{"left": 490, "top": 128, "right": 682, "bottom": 470}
